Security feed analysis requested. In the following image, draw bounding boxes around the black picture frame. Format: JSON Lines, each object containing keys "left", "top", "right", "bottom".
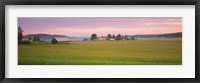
{"left": 0, "top": 0, "right": 199, "bottom": 83}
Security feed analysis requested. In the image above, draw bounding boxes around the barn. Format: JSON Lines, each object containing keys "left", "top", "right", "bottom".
{"left": 51, "top": 37, "right": 70, "bottom": 44}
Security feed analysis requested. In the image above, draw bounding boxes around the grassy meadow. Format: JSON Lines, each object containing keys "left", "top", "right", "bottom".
{"left": 18, "top": 40, "right": 182, "bottom": 65}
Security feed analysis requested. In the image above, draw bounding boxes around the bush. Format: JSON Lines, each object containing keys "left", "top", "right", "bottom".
{"left": 18, "top": 40, "right": 32, "bottom": 45}
{"left": 23, "top": 40, "right": 32, "bottom": 45}
{"left": 18, "top": 40, "right": 23, "bottom": 45}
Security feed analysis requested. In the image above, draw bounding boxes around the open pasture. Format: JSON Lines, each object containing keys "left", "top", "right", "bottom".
{"left": 18, "top": 40, "right": 182, "bottom": 65}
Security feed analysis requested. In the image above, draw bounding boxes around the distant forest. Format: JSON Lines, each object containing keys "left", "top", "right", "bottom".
{"left": 132, "top": 32, "right": 182, "bottom": 38}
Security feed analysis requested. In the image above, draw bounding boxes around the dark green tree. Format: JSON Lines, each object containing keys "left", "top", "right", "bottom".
{"left": 18, "top": 26, "right": 23, "bottom": 41}
{"left": 33, "top": 35, "right": 40, "bottom": 41}
{"left": 112, "top": 34, "right": 115, "bottom": 39}
{"left": 33, "top": 35, "right": 37, "bottom": 41}
{"left": 116, "top": 34, "right": 122, "bottom": 40}
{"left": 107, "top": 34, "right": 111, "bottom": 40}
{"left": 124, "top": 35, "right": 129, "bottom": 40}
{"left": 37, "top": 36, "right": 40, "bottom": 41}
{"left": 91, "top": 33, "right": 97, "bottom": 40}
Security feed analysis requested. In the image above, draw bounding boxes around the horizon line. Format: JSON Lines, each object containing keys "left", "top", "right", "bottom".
{"left": 24, "top": 32, "right": 182, "bottom": 37}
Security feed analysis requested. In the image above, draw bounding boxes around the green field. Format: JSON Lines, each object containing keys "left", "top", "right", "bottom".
{"left": 18, "top": 40, "right": 182, "bottom": 65}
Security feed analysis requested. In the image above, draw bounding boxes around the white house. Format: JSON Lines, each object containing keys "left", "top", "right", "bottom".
{"left": 109, "top": 38, "right": 115, "bottom": 41}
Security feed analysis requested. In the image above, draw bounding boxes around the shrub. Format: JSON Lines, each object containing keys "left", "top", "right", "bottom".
{"left": 23, "top": 40, "right": 32, "bottom": 45}
{"left": 18, "top": 40, "right": 32, "bottom": 45}
{"left": 18, "top": 40, "right": 23, "bottom": 45}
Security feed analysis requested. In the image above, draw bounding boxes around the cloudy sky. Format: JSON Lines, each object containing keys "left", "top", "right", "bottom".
{"left": 18, "top": 17, "right": 182, "bottom": 37}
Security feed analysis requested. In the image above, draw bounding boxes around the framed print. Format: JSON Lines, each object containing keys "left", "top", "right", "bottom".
{"left": 0, "top": 0, "right": 199, "bottom": 83}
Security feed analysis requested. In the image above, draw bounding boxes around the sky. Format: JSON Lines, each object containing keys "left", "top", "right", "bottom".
{"left": 18, "top": 17, "right": 182, "bottom": 37}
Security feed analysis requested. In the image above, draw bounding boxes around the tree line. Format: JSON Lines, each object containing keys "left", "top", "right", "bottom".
{"left": 90, "top": 33, "right": 135, "bottom": 40}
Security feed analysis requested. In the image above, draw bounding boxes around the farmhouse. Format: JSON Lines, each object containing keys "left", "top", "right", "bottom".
{"left": 99, "top": 36, "right": 107, "bottom": 40}
{"left": 51, "top": 37, "right": 70, "bottom": 44}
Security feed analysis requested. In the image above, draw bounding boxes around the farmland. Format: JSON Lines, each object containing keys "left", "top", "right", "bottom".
{"left": 18, "top": 40, "right": 182, "bottom": 65}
